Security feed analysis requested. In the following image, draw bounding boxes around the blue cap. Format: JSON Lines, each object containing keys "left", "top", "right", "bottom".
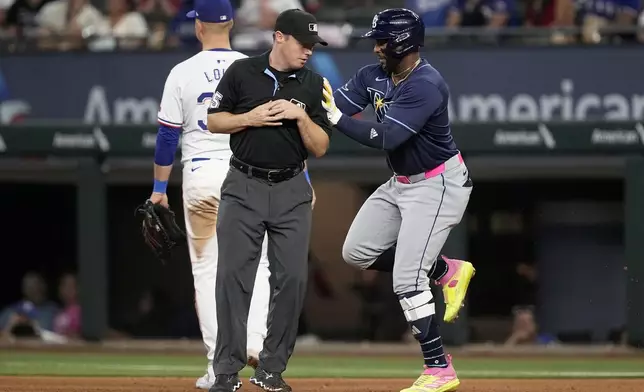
{"left": 186, "top": 0, "right": 234, "bottom": 23}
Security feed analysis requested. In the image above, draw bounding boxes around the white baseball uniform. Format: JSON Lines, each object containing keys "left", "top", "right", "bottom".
{"left": 157, "top": 49, "right": 271, "bottom": 382}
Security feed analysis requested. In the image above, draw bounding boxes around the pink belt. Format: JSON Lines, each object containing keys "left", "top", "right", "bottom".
{"left": 395, "top": 153, "right": 464, "bottom": 184}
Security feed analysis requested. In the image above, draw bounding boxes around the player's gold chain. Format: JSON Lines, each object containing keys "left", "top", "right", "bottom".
{"left": 392, "top": 59, "right": 421, "bottom": 85}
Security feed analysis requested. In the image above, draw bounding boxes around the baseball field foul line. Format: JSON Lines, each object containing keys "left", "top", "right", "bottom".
{"left": 3, "top": 362, "right": 644, "bottom": 378}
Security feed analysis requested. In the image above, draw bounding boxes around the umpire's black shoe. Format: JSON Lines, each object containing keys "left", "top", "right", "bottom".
{"left": 249, "top": 367, "right": 292, "bottom": 392}
{"left": 208, "top": 374, "right": 242, "bottom": 392}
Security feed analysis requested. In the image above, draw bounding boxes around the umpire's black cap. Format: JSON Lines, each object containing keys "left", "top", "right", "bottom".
{"left": 274, "top": 9, "right": 328, "bottom": 46}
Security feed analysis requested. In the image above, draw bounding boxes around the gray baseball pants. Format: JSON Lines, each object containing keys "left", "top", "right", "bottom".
{"left": 213, "top": 165, "right": 312, "bottom": 375}
{"left": 342, "top": 153, "right": 472, "bottom": 295}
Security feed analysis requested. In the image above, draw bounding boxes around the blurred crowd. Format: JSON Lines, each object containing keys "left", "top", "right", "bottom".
{"left": 0, "top": 251, "right": 330, "bottom": 345}
{"left": 0, "top": 263, "right": 629, "bottom": 345}
{"left": 0, "top": 0, "right": 642, "bottom": 52}
{"left": 0, "top": 272, "right": 80, "bottom": 343}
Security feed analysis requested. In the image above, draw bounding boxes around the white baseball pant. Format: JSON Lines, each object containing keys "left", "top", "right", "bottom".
{"left": 182, "top": 157, "right": 271, "bottom": 374}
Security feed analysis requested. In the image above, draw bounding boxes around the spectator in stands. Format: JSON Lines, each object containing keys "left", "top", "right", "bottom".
{"left": 231, "top": 0, "right": 305, "bottom": 49}
{"left": 1, "top": 0, "right": 51, "bottom": 38}
{"left": 137, "top": 0, "right": 180, "bottom": 49}
{"left": 300, "top": 0, "right": 319, "bottom": 13}
{"left": 446, "top": 0, "right": 519, "bottom": 32}
{"left": 577, "top": 0, "right": 640, "bottom": 43}
{"left": 504, "top": 306, "right": 557, "bottom": 345}
{"left": 34, "top": 0, "right": 105, "bottom": 50}
{"left": 167, "top": 0, "right": 199, "bottom": 48}
{"left": 524, "top": 0, "right": 576, "bottom": 43}
{"left": 138, "top": 0, "right": 179, "bottom": 23}
{"left": 406, "top": 0, "right": 453, "bottom": 28}
{"left": 0, "top": 0, "right": 11, "bottom": 36}
{"left": 52, "top": 273, "right": 81, "bottom": 339}
{"left": 89, "top": 0, "right": 149, "bottom": 50}
{"left": 504, "top": 306, "right": 539, "bottom": 345}
{"left": 0, "top": 272, "right": 59, "bottom": 341}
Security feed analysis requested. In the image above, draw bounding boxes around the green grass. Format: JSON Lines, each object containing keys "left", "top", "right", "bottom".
{"left": 1, "top": 351, "right": 644, "bottom": 379}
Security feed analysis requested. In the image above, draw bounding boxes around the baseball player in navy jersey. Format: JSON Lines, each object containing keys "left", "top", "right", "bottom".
{"left": 321, "top": 8, "right": 475, "bottom": 392}
{"left": 152, "top": 0, "right": 271, "bottom": 388}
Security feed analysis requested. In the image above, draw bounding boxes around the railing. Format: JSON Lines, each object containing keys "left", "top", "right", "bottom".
{"left": 1, "top": 24, "right": 642, "bottom": 54}
{"left": 0, "top": 122, "right": 642, "bottom": 158}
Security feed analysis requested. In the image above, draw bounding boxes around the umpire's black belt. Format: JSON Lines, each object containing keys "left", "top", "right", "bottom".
{"left": 230, "top": 156, "right": 303, "bottom": 183}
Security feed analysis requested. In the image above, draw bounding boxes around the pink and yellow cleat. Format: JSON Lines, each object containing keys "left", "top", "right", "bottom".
{"left": 400, "top": 355, "right": 460, "bottom": 392}
{"left": 436, "top": 256, "right": 476, "bottom": 323}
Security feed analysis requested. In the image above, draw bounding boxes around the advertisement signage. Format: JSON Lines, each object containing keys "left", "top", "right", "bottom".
{"left": 1, "top": 47, "right": 643, "bottom": 125}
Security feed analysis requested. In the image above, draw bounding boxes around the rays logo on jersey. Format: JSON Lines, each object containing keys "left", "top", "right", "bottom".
{"left": 367, "top": 87, "right": 391, "bottom": 122}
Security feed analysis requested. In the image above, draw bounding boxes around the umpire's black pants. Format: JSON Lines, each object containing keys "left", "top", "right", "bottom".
{"left": 213, "top": 162, "right": 312, "bottom": 375}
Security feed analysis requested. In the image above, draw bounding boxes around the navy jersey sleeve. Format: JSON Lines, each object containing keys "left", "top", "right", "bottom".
{"left": 335, "top": 81, "right": 444, "bottom": 150}
{"left": 333, "top": 65, "right": 373, "bottom": 116}
{"left": 207, "top": 61, "right": 241, "bottom": 114}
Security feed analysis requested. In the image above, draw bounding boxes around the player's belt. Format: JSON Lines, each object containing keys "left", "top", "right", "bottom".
{"left": 395, "top": 153, "right": 464, "bottom": 184}
{"left": 230, "top": 156, "right": 303, "bottom": 183}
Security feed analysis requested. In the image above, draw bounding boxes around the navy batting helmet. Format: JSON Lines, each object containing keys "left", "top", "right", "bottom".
{"left": 363, "top": 8, "right": 425, "bottom": 59}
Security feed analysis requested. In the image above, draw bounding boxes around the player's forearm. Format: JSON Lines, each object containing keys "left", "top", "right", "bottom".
{"left": 153, "top": 125, "right": 180, "bottom": 193}
{"left": 336, "top": 115, "right": 409, "bottom": 150}
{"left": 207, "top": 112, "right": 247, "bottom": 134}
{"left": 297, "top": 116, "right": 329, "bottom": 158}
{"left": 334, "top": 90, "right": 365, "bottom": 117}
{"left": 151, "top": 164, "right": 171, "bottom": 204}
{"left": 154, "top": 164, "right": 173, "bottom": 183}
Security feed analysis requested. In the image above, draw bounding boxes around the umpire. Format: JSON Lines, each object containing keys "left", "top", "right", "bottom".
{"left": 206, "top": 8, "right": 332, "bottom": 392}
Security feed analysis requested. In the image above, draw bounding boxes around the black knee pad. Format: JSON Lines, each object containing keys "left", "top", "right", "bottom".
{"left": 366, "top": 246, "right": 396, "bottom": 272}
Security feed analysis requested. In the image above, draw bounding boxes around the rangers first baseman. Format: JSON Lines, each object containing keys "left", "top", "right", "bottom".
{"left": 322, "top": 8, "right": 475, "bottom": 392}
{"left": 150, "top": 0, "right": 271, "bottom": 389}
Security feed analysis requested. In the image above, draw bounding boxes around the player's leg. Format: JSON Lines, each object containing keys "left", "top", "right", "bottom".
{"left": 366, "top": 251, "right": 475, "bottom": 324}
{"left": 250, "top": 172, "right": 312, "bottom": 392}
{"left": 182, "top": 159, "right": 228, "bottom": 389}
{"left": 246, "top": 232, "right": 271, "bottom": 366}
{"left": 213, "top": 168, "right": 267, "bottom": 381}
{"left": 393, "top": 160, "right": 472, "bottom": 392}
{"left": 367, "top": 174, "right": 475, "bottom": 322}
{"left": 342, "top": 178, "right": 402, "bottom": 270}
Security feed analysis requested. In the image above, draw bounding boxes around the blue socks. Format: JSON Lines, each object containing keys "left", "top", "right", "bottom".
{"left": 415, "top": 316, "right": 448, "bottom": 368}
{"left": 399, "top": 291, "right": 448, "bottom": 368}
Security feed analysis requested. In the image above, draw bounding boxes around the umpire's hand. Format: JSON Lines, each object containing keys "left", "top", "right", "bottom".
{"left": 245, "top": 101, "right": 284, "bottom": 127}
{"left": 270, "top": 100, "right": 306, "bottom": 121}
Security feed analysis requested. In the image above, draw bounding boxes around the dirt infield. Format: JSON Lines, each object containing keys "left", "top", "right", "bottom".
{"left": 1, "top": 376, "right": 643, "bottom": 392}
